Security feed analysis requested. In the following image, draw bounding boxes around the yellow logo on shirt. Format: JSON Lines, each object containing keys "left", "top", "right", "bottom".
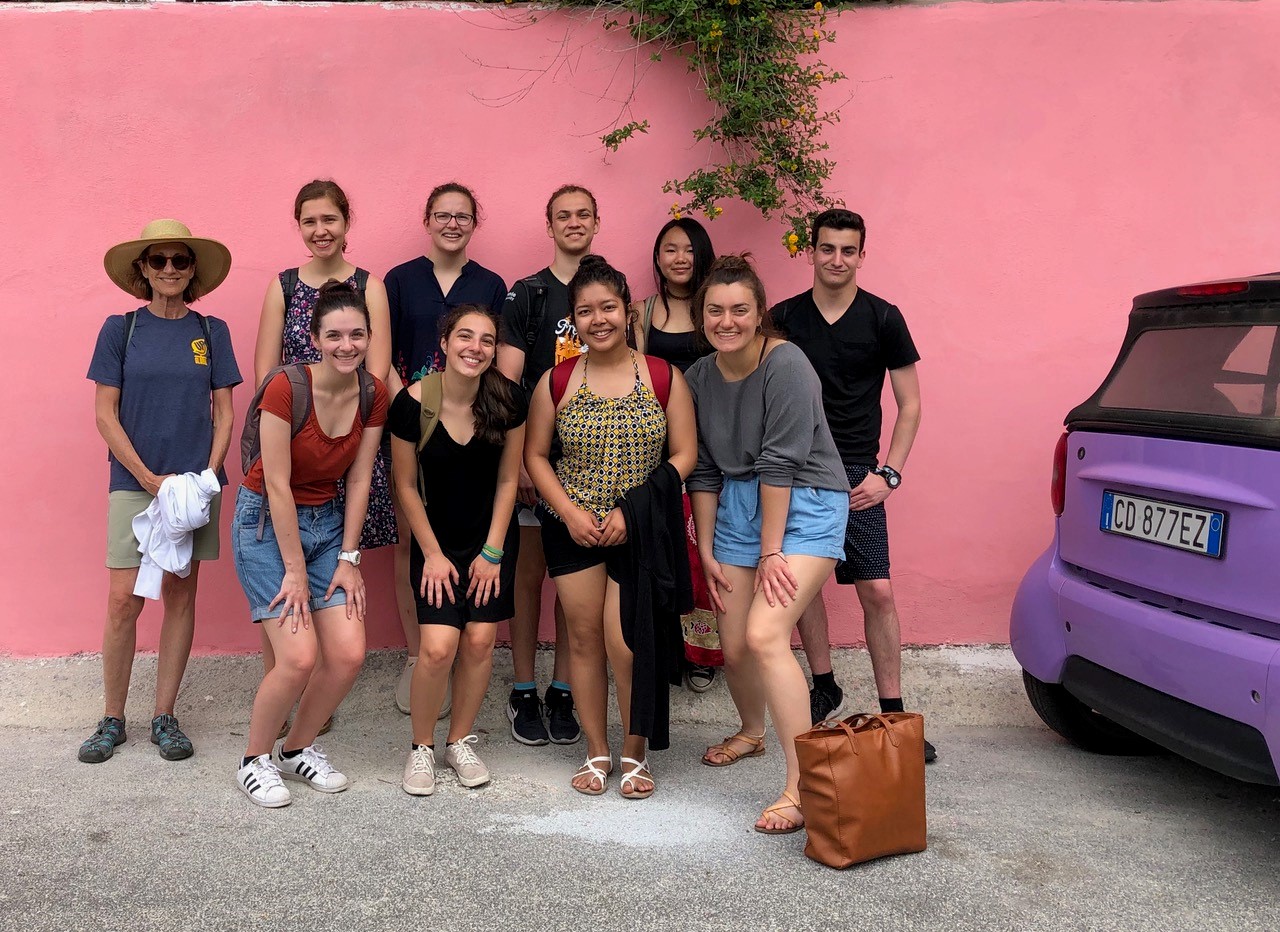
{"left": 191, "top": 338, "right": 208, "bottom": 366}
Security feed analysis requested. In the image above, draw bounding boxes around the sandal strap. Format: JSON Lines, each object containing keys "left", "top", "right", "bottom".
{"left": 707, "top": 731, "right": 765, "bottom": 762}
{"left": 575, "top": 755, "right": 612, "bottom": 781}
{"left": 619, "top": 756, "right": 652, "bottom": 790}
{"left": 762, "top": 790, "right": 804, "bottom": 823}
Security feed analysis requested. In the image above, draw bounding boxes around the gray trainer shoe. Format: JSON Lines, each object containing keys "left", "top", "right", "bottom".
{"left": 443, "top": 735, "right": 490, "bottom": 788}
{"left": 402, "top": 746, "right": 436, "bottom": 796}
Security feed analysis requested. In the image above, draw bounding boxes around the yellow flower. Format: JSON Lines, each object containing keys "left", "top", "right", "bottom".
{"left": 787, "top": 245, "right": 799, "bottom": 257}
{"left": 814, "top": 1, "right": 824, "bottom": 10}
{"left": 780, "top": 118, "right": 791, "bottom": 127}
{"left": 814, "top": 71, "right": 824, "bottom": 81}
{"left": 708, "top": 206, "right": 723, "bottom": 219}
{"left": 786, "top": 232, "right": 799, "bottom": 245}
{"left": 813, "top": 29, "right": 821, "bottom": 39}
{"left": 729, "top": 0, "right": 740, "bottom": 5}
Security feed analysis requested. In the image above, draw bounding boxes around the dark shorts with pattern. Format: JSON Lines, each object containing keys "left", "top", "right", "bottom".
{"left": 835, "top": 464, "right": 891, "bottom": 583}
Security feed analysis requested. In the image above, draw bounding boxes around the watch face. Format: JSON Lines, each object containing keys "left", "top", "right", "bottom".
{"left": 888, "top": 475, "right": 901, "bottom": 488}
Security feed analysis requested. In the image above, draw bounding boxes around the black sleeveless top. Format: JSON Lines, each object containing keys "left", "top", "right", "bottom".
{"left": 643, "top": 295, "right": 709, "bottom": 373}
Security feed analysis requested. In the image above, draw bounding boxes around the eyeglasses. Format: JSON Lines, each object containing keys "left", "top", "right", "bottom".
{"left": 142, "top": 254, "right": 194, "bottom": 271}
{"left": 431, "top": 212, "right": 475, "bottom": 228}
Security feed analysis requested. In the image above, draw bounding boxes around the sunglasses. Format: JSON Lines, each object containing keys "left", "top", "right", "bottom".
{"left": 142, "top": 254, "right": 194, "bottom": 271}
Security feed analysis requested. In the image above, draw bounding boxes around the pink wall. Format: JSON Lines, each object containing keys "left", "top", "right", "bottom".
{"left": 3, "top": 0, "right": 1279, "bottom": 655}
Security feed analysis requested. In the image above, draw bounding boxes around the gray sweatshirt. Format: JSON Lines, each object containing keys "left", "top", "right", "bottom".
{"left": 685, "top": 341, "right": 852, "bottom": 494}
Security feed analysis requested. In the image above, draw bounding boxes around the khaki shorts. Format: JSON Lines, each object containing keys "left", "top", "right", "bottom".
{"left": 106, "top": 489, "right": 223, "bottom": 569}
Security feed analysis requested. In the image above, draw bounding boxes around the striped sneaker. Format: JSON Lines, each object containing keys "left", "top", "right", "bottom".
{"left": 274, "top": 743, "right": 349, "bottom": 793}
{"left": 237, "top": 754, "right": 291, "bottom": 809}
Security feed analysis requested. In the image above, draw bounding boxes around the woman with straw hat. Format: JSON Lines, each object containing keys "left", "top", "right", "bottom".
{"left": 82, "top": 219, "right": 243, "bottom": 765}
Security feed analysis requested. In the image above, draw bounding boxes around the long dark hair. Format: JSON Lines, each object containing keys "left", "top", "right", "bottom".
{"left": 439, "top": 304, "right": 518, "bottom": 446}
{"left": 569, "top": 254, "right": 632, "bottom": 310}
{"left": 652, "top": 217, "right": 714, "bottom": 318}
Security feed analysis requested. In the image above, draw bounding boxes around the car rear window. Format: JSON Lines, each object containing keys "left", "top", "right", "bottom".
{"left": 1099, "top": 325, "right": 1280, "bottom": 418}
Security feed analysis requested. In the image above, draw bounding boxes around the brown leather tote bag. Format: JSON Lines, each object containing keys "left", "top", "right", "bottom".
{"left": 795, "top": 712, "right": 927, "bottom": 868}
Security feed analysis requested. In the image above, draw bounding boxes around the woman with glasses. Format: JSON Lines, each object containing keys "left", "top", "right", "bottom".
{"left": 82, "top": 219, "right": 243, "bottom": 765}
{"left": 251, "top": 179, "right": 396, "bottom": 738}
{"left": 385, "top": 183, "right": 508, "bottom": 718}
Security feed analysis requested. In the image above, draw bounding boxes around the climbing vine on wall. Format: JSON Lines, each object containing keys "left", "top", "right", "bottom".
{"left": 527, "top": 0, "right": 852, "bottom": 253}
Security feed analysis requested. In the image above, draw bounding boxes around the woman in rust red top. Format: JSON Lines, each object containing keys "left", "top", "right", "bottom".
{"left": 233, "top": 281, "right": 389, "bottom": 809}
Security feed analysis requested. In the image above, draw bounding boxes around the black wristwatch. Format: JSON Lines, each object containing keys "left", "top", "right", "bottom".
{"left": 872, "top": 465, "right": 902, "bottom": 489}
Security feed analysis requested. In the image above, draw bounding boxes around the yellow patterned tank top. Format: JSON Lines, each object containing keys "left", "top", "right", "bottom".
{"left": 549, "top": 352, "right": 668, "bottom": 519}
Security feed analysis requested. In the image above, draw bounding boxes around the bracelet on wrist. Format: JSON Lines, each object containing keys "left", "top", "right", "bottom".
{"left": 760, "top": 550, "right": 785, "bottom": 562}
{"left": 480, "top": 544, "right": 504, "bottom": 565}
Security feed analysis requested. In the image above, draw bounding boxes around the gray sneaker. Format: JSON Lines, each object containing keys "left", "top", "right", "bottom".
{"left": 402, "top": 746, "right": 436, "bottom": 796}
{"left": 443, "top": 735, "right": 490, "bottom": 788}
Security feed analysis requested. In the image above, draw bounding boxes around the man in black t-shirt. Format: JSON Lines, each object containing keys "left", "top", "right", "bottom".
{"left": 495, "top": 184, "right": 601, "bottom": 748}
{"left": 773, "top": 209, "right": 933, "bottom": 762}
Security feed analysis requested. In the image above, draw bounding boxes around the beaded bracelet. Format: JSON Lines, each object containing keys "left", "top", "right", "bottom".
{"left": 480, "top": 544, "right": 504, "bottom": 565}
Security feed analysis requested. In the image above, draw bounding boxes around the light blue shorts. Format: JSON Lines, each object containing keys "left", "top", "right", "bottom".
{"left": 231, "top": 487, "right": 348, "bottom": 623}
{"left": 712, "top": 476, "right": 847, "bottom": 568}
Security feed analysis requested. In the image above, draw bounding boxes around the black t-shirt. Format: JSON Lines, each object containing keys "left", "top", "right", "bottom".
{"left": 499, "top": 268, "right": 583, "bottom": 398}
{"left": 387, "top": 381, "right": 527, "bottom": 552}
{"left": 772, "top": 288, "right": 920, "bottom": 466}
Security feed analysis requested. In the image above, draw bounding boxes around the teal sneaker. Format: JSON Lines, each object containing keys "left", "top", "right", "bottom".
{"left": 78, "top": 716, "right": 126, "bottom": 764}
{"left": 151, "top": 714, "right": 194, "bottom": 761}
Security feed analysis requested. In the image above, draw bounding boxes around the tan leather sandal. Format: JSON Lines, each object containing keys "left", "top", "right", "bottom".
{"left": 702, "top": 731, "right": 766, "bottom": 767}
{"left": 755, "top": 789, "right": 804, "bottom": 835}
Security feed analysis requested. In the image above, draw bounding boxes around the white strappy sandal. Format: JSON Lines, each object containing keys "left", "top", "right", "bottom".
{"left": 619, "top": 757, "right": 654, "bottom": 800}
{"left": 572, "top": 755, "right": 613, "bottom": 796}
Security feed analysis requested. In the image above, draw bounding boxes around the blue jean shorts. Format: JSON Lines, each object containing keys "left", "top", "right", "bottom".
{"left": 231, "top": 487, "right": 348, "bottom": 623}
{"left": 713, "top": 476, "right": 847, "bottom": 568}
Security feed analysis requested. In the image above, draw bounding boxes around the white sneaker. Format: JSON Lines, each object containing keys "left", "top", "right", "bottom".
{"left": 274, "top": 743, "right": 349, "bottom": 793}
{"left": 396, "top": 657, "right": 416, "bottom": 715}
{"left": 402, "top": 745, "right": 437, "bottom": 796}
{"left": 237, "top": 754, "right": 291, "bottom": 809}
{"left": 443, "top": 734, "right": 490, "bottom": 787}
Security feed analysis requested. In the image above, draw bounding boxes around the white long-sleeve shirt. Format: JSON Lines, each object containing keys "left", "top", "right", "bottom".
{"left": 131, "top": 469, "right": 221, "bottom": 599}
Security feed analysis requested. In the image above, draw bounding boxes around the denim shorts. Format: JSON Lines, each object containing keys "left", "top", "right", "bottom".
{"left": 712, "top": 476, "right": 847, "bottom": 568}
{"left": 231, "top": 487, "right": 348, "bottom": 623}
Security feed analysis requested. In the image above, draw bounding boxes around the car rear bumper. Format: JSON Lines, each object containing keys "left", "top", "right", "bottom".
{"left": 1011, "top": 546, "right": 1280, "bottom": 784}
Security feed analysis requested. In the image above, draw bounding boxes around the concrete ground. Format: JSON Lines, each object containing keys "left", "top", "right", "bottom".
{"left": 2, "top": 648, "right": 1278, "bottom": 931}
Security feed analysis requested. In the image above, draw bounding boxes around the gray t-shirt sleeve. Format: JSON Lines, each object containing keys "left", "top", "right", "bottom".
{"left": 757, "top": 343, "right": 825, "bottom": 488}
{"left": 684, "top": 358, "right": 723, "bottom": 494}
{"left": 208, "top": 316, "right": 243, "bottom": 390}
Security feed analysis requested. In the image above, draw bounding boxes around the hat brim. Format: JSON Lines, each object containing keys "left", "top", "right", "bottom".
{"left": 103, "top": 235, "right": 232, "bottom": 300}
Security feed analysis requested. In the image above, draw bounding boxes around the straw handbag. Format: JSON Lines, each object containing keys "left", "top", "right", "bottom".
{"left": 795, "top": 712, "right": 928, "bottom": 868}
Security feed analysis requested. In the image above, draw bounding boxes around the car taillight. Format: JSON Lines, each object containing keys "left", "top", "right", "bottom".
{"left": 1176, "top": 281, "right": 1249, "bottom": 297}
{"left": 1051, "top": 431, "right": 1068, "bottom": 516}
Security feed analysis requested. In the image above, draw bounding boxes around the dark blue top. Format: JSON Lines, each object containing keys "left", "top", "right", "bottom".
{"left": 86, "top": 308, "right": 243, "bottom": 492}
{"left": 385, "top": 256, "right": 506, "bottom": 384}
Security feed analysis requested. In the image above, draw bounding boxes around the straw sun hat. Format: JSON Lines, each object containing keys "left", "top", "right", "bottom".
{"left": 103, "top": 219, "right": 232, "bottom": 299}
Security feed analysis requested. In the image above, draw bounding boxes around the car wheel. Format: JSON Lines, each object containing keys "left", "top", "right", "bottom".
{"left": 1022, "top": 670, "right": 1160, "bottom": 755}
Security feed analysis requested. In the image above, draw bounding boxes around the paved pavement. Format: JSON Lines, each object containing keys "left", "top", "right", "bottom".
{"left": 2, "top": 650, "right": 1279, "bottom": 931}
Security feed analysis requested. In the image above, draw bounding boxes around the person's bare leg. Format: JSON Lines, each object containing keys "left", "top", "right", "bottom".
{"left": 411, "top": 625, "right": 459, "bottom": 746}
{"left": 447, "top": 624, "right": 497, "bottom": 743}
{"left": 796, "top": 593, "right": 834, "bottom": 678}
{"left": 394, "top": 506, "right": 421, "bottom": 656}
{"left": 553, "top": 565, "right": 610, "bottom": 791}
{"left": 550, "top": 597, "right": 571, "bottom": 683}
{"left": 511, "top": 526, "right": 546, "bottom": 685}
{"left": 154, "top": 564, "right": 200, "bottom": 716}
{"left": 259, "top": 626, "right": 275, "bottom": 674}
{"left": 602, "top": 579, "right": 650, "bottom": 793}
{"left": 702, "top": 564, "right": 768, "bottom": 764}
{"left": 246, "top": 621, "right": 317, "bottom": 758}
{"left": 286, "top": 607, "right": 366, "bottom": 749}
{"left": 855, "top": 579, "right": 902, "bottom": 699}
{"left": 746, "top": 555, "right": 837, "bottom": 831}
{"left": 102, "top": 568, "right": 145, "bottom": 720}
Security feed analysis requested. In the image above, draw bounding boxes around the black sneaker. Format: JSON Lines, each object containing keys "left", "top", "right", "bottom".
{"left": 507, "top": 689, "right": 550, "bottom": 746}
{"left": 809, "top": 684, "right": 851, "bottom": 726}
{"left": 150, "top": 713, "right": 194, "bottom": 761}
{"left": 924, "top": 738, "right": 938, "bottom": 764}
{"left": 544, "top": 686, "right": 581, "bottom": 745}
{"left": 78, "top": 716, "right": 126, "bottom": 764}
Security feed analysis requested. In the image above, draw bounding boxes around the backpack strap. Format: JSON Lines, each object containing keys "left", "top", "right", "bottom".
{"left": 643, "top": 355, "right": 672, "bottom": 410}
{"left": 415, "top": 371, "right": 445, "bottom": 499}
{"left": 280, "top": 268, "right": 300, "bottom": 309}
{"left": 353, "top": 268, "right": 370, "bottom": 295}
{"left": 642, "top": 295, "right": 658, "bottom": 337}
{"left": 282, "top": 364, "right": 313, "bottom": 436}
{"left": 520, "top": 274, "right": 549, "bottom": 351}
{"left": 549, "top": 357, "right": 579, "bottom": 408}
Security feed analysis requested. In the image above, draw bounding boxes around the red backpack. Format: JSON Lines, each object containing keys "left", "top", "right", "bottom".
{"left": 549, "top": 354, "right": 672, "bottom": 408}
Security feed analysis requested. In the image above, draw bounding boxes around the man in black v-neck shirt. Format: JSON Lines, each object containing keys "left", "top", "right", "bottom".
{"left": 772, "top": 209, "right": 933, "bottom": 762}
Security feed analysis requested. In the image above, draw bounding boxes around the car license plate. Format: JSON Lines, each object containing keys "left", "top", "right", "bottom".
{"left": 1100, "top": 490, "right": 1225, "bottom": 558}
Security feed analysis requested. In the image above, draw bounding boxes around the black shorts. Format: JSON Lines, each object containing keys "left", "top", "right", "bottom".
{"left": 835, "top": 464, "right": 891, "bottom": 583}
{"left": 409, "top": 521, "right": 520, "bottom": 629}
{"left": 538, "top": 506, "right": 626, "bottom": 581}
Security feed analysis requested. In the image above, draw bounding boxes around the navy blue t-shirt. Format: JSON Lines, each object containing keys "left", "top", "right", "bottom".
{"left": 87, "top": 308, "right": 243, "bottom": 492}
{"left": 386, "top": 256, "right": 507, "bottom": 384}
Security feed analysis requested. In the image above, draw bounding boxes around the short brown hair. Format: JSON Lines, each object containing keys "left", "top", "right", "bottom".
{"left": 544, "top": 184, "right": 599, "bottom": 223}
{"left": 692, "top": 254, "right": 778, "bottom": 343}
{"left": 425, "top": 182, "right": 481, "bottom": 224}
{"left": 128, "top": 244, "right": 204, "bottom": 303}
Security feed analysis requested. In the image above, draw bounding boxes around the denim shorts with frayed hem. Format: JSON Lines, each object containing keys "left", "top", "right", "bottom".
{"left": 712, "top": 475, "right": 847, "bottom": 569}
{"left": 231, "top": 487, "right": 348, "bottom": 623}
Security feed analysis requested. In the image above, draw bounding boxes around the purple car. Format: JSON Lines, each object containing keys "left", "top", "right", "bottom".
{"left": 1011, "top": 275, "right": 1280, "bottom": 785}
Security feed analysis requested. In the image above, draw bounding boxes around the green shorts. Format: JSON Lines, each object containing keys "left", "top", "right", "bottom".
{"left": 106, "top": 489, "right": 223, "bottom": 569}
